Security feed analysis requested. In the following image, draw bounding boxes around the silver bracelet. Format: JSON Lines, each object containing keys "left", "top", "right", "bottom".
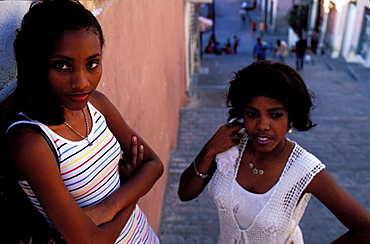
{"left": 192, "top": 161, "right": 208, "bottom": 179}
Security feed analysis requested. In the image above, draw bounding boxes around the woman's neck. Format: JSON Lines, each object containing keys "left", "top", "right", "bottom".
{"left": 248, "top": 138, "right": 287, "bottom": 165}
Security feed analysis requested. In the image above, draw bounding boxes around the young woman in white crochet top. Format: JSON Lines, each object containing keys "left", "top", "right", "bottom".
{"left": 178, "top": 61, "right": 370, "bottom": 243}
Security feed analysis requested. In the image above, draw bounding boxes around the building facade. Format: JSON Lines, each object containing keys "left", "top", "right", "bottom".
{"left": 313, "top": 0, "right": 370, "bottom": 67}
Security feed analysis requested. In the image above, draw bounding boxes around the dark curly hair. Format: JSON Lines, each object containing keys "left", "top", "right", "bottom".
{"left": 14, "top": 0, "right": 104, "bottom": 125}
{"left": 226, "top": 60, "right": 315, "bottom": 131}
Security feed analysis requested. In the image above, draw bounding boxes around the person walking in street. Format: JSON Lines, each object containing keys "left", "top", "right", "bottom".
{"left": 259, "top": 21, "right": 265, "bottom": 37}
{"left": 239, "top": 1, "right": 252, "bottom": 23}
{"left": 295, "top": 35, "right": 307, "bottom": 70}
{"left": 308, "top": 28, "right": 319, "bottom": 54}
{"left": 253, "top": 38, "right": 272, "bottom": 61}
{"left": 178, "top": 60, "right": 370, "bottom": 243}
{"left": 274, "top": 39, "right": 289, "bottom": 62}
{"left": 251, "top": 20, "right": 257, "bottom": 37}
{"left": 239, "top": 1, "right": 247, "bottom": 23}
{"left": 6, "top": 0, "right": 163, "bottom": 243}
{"left": 233, "top": 35, "right": 241, "bottom": 54}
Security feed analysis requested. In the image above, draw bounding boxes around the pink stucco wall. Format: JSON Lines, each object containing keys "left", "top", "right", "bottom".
{"left": 96, "top": 0, "right": 187, "bottom": 231}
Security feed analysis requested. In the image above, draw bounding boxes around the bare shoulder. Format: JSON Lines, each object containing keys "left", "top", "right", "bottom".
{"left": 305, "top": 168, "right": 331, "bottom": 194}
{"left": 306, "top": 169, "right": 370, "bottom": 232}
{"left": 305, "top": 169, "right": 345, "bottom": 199}
{"left": 8, "top": 125, "right": 49, "bottom": 153}
{"left": 8, "top": 126, "right": 60, "bottom": 180}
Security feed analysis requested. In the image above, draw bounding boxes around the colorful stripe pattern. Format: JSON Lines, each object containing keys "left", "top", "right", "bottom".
{"left": 14, "top": 103, "right": 159, "bottom": 243}
{"left": 118, "top": 206, "right": 159, "bottom": 244}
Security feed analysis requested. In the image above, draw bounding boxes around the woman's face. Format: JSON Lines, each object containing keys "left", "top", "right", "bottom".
{"left": 243, "top": 96, "right": 289, "bottom": 154}
{"left": 47, "top": 29, "right": 102, "bottom": 111}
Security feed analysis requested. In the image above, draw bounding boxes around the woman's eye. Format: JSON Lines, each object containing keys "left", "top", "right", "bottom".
{"left": 87, "top": 61, "right": 99, "bottom": 69}
{"left": 270, "top": 112, "right": 284, "bottom": 119}
{"left": 245, "top": 111, "right": 258, "bottom": 118}
{"left": 52, "top": 62, "right": 69, "bottom": 70}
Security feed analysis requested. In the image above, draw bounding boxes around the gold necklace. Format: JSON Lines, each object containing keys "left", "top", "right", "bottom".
{"left": 63, "top": 109, "right": 92, "bottom": 146}
{"left": 249, "top": 139, "right": 287, "bottom": 175}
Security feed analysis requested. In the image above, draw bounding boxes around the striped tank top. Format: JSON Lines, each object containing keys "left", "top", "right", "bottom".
{"left": 8, "top": 103, "right": 159, "bottom": 243}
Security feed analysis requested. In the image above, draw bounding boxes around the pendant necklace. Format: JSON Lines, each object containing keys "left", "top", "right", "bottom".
{"left": 63, "top": 109, "right": 93, "bottom": 146}
{"left": 249, "top": 139, "right": 287, "bottom": 175}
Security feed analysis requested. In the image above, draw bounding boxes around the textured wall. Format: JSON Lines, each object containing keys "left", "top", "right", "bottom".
{"left": 0, "top": 2, "right": 32, "bottom": 101}
{"left": 95, "top": 0, "right": 187, "bottom": 231}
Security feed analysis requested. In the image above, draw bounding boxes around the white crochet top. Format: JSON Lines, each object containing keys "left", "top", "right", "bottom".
{"left": 232, "top": 179, "right": 276, "bottom": 229}
{"left": 208, "top": 133, "right": 325, "bottom": 244}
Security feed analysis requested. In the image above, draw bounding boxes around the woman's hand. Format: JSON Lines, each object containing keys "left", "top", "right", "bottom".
{"left": 178, "top": 121, "right": 244, "bottom": 201}
{"left": 202, "top": 122, "right": 244, "bottom": 156}
{"left": 119, "top": 136, "right": 144, "bottom": 182}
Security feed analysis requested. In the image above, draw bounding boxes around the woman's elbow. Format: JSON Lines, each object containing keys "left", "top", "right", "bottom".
{"left": 156, "top": 156, "right": 164, "bottom": 173}
{"left": 150, "top": 157, "right": 164, "bottom": 181}
{"left": 178, "top": 192, "right": 189, "bottom": 202}
{"left": 178, "top": 192, "right": 197, "bottom": 202}
{"left": 177, "top": 184, "right": 197, "bottom": 202}
{"left": 156, "top": 160, "right": 164, "bottom": 179}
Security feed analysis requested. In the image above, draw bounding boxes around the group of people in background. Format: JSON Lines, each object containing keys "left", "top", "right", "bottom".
{"left": 205, "top": 34, "right": 240, "bottom": 55}
{"left": 205, "top": 31, "right": 310, "bottom": 72}
{"left": 203, "top": 0, "right": 320, "bottom": 72}
{"left": 206, "top": 33, "right": 309, "bottom": 72}
{"left": 252, "top": 35, "right": 309, "bottom": 71}
{"left": 252, "top": 37, "right": 289, "bottom": 63}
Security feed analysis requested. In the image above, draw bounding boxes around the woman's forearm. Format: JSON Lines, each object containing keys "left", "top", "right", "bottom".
{"left": 68, "top": 202, "right": 137, "bottom": 244}
{"left": 84, "top": 158, "right": 163, "bottom": 225}
{"left": 178, "top": 149, "right": 217, "bottom": 201}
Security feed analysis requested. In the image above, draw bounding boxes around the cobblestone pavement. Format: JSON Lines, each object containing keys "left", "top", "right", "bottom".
{"left": 158, "top": 0, "right": 370, "bottom": 243}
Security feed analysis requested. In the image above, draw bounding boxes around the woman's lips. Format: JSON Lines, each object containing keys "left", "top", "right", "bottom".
{"left": 68, "top": 93, "right": 90, "bottom": 103}
{"left": 256, "top": 136, "right": 272, "bottom": 145}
